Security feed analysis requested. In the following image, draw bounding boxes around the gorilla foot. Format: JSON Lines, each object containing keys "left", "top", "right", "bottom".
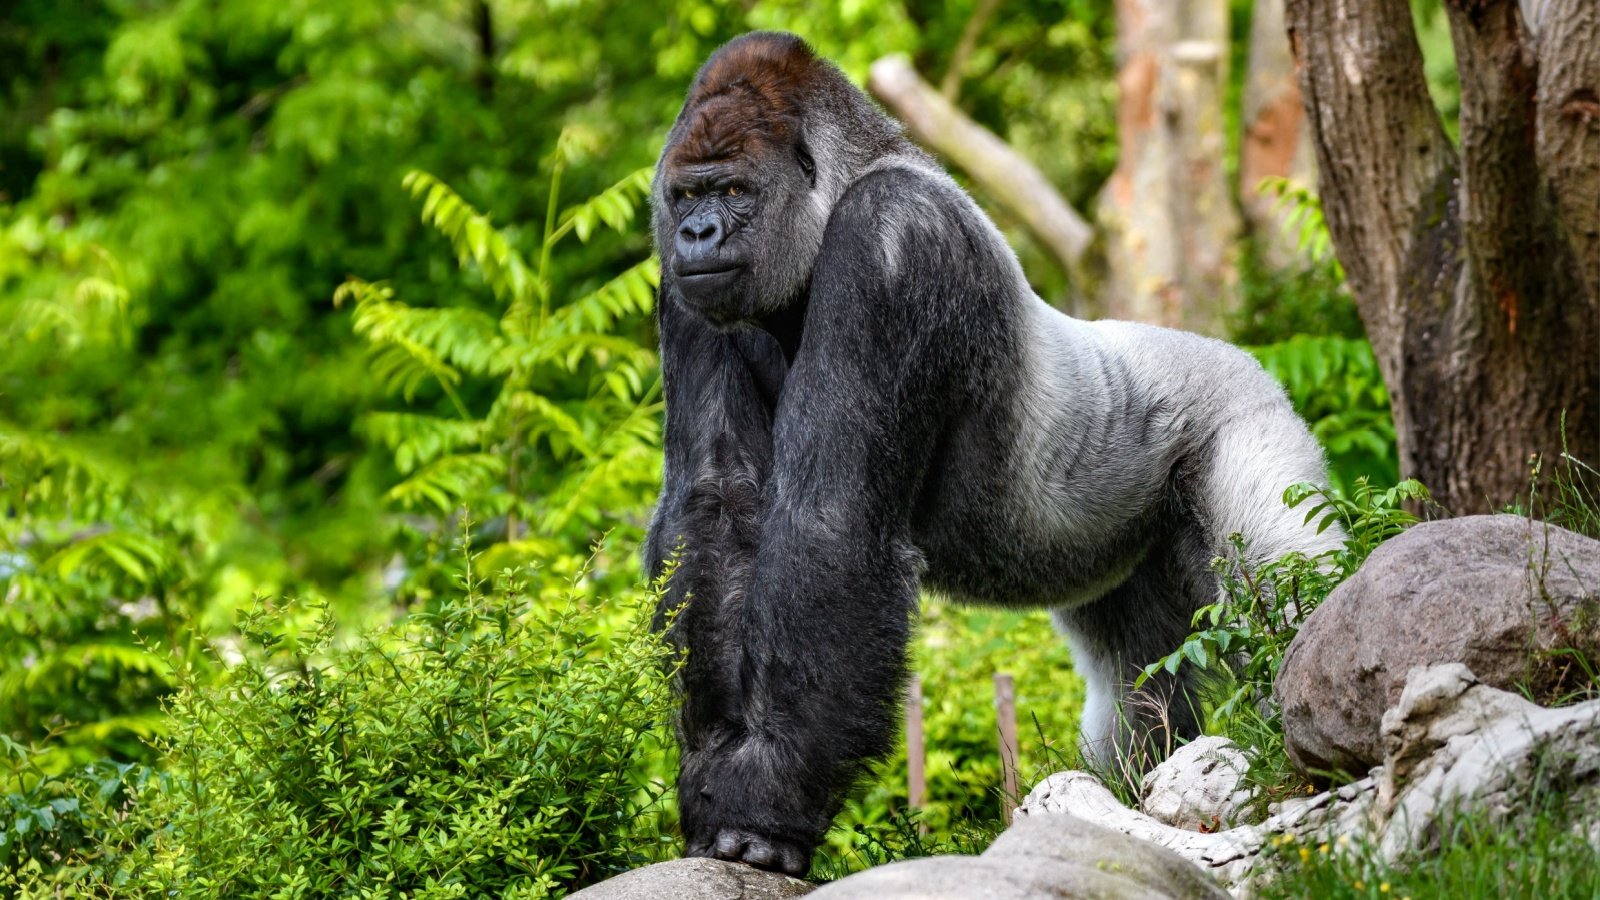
{"left": 688, "top": 828, "right": 811, "bottom": 877}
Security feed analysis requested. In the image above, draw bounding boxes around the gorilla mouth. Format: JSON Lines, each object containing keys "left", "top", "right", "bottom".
{"left": 676, "top": 262, "right": 745, "bottom": 280}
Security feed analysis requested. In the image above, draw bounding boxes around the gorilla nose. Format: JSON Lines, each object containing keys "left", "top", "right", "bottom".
{"left": 676, "top": 214, "right": 724, "bottom": 263}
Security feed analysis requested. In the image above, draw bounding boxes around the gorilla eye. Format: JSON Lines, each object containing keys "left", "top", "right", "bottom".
{"left": 682, "top": 189, "right": 698, "bottom": 200}
{"left": 727, "top": 185, "right": 743, "bottom": 197}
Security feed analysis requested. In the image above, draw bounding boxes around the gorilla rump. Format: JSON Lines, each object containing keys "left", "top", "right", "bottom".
{"left": 644, "top": 32, "right": 1338, "bottom": 876}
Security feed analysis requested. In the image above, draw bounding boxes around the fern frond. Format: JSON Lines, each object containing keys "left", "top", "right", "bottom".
{"left": 357, "top": 413, "right": 486, "bottom": 474}
{"left": 403, "top": 170, "right": 538, "bottom": 304}
{"left": 543, "top": 256, "right": 660, "bottom": 338}
{"left": 42, "top": 530, "right": 172, "bottom": 586}
{"left": 344, "top": 280, "right": 506, "bottom": 376}
{"left": 554, "top": 167, "right": 654, "bottom": 243}
{"left": 491, "top": 391, "right": 596, "bottom": 459}
{"left": 385, "top": 453, "right": 507, "bottom": 513}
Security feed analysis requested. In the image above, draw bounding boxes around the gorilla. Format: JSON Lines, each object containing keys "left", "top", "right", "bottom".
{"left": 643, "top": 32, "right": 1339, "bottom": 876}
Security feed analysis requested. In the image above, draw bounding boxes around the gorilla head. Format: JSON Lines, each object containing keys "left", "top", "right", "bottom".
{"left": 654, "top": 33, "right": 888, "bottom": 325}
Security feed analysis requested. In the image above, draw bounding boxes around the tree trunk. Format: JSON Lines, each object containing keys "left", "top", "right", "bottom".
{"left": 1099, "top": 0, "right": 1241, "bottom": 335}
{"left": 1239, "top": 0, "right": 1317, "bottom": 268}
{"left": 1285, "top": 0, "right": 1599, "bottom": 515}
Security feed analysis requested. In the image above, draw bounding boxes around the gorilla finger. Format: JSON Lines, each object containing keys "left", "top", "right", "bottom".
{"left": 713, "top": 830, "right": 745, "bottom": 860}
{"left": 741, "top": 838, "right": 776, "bottom": 868}
{"left": 777, "top": 844, "right": 810, "bottom": 877}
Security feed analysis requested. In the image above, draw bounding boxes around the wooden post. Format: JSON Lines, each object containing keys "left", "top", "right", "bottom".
{"left": 994, "top": 672, "right": 1019, "bottom": 825}
{"left": 906, "top": 675, "right": 926, "bottom": 824}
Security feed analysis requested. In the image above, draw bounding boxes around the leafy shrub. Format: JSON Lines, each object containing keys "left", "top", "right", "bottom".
{"left": 4, "top": 549, "right": 678, "bottom": 898}
{"left": 1142, "top": 478, "right": 1427, "bottom": 727}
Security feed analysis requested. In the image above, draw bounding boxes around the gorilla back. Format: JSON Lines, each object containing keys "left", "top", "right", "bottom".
{"left": 645, "top": 31, "right": 1339, "bottom": 876}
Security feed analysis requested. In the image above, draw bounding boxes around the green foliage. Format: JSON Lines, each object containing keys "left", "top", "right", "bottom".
{"left": 0, "top": 424, "right": 206, "bottom": 772}
{"left": 1257, "top": 177, "right": 1341, "bottom": 278}
{"left": 340, "top": 151, "right": 662, "bottom": 583}
{"left": 5, "top": 550, "right": 679, "bottom": 898}
{"left": 1230, "top": 247, "right": 1363, "bottom": 346}
{"left": 0, "top": 744, "right": 148, "bottom": 879}
{"left": 1139, "top": 479, "right": 1429, "bottom": 763}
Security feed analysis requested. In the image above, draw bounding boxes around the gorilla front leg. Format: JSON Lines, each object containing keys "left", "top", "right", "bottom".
{"left": 678, "top": 303, "right": 938, "bottom": 873}
{"left": 676, "top": 513, "right": 920, "bottom": 876}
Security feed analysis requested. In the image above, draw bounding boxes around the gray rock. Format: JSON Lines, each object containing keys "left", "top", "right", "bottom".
{"left": 1376, "top": 663, "right": 1600, "bottom": 858}
{"left": 809, "top": 814, "right": 1227, "bottom": 899}
{"left": 1276, "top": 515, "right": 1600, "bottom": 774}
{"left": 569, "top": 858, "right": 814, "bottom": 900}
{"left": 1139, "top": 735, "right": 1254, "bottom": 830}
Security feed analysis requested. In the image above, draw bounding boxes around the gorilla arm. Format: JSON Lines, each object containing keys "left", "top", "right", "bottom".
{"left": 677, "top": 169, "right": 968, "bottom": 874}
{"left": 645, "top": 290, "right": 786, "bottom": 757}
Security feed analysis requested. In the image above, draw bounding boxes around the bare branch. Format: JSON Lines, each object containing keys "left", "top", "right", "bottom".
{"left": 868, "top": 54, "right": 1094, "bottom": 274}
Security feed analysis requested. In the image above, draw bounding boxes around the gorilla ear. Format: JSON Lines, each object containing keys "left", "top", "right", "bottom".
{"left": 795, "top": 141, "right": 816, "bottom": 187}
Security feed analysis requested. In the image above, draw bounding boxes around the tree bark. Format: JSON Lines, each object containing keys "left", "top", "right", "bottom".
{"left": 868, "top": 55, "right": 1096, "bottom": 287}
{"left": 1286, "top": 0, "right": 1599, "bottom": 514}
{"left": 1099, "top": 0, "right": 1241, "bottom": 336}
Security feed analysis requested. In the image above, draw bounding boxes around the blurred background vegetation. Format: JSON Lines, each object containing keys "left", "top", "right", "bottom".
{"left": 0, "top": 0, "right": 1462, "bottom": 893}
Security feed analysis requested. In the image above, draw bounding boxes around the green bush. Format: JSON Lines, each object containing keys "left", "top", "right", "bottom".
{"left": 4, "top": 550, "right": 678, "bottom": 898}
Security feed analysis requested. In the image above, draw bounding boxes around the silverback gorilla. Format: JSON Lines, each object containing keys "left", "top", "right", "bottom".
{"left": 643, "top": 32, "right": 1339, "bottom": 876}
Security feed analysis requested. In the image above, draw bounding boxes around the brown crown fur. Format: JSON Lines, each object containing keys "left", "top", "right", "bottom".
{"left": 665, "top": 32, "right": 821, "bottom": 167}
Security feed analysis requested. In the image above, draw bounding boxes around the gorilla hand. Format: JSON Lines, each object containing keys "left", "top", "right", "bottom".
{"left": 677, "top": 736, "right": 831, "bottom": 877}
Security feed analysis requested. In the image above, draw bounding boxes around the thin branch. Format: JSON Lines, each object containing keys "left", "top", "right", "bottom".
{"left": 869, "top": 55, "right": 1094, "bottom": 276}
{"left": 940, "top": 0, "right": 1004, "bottom": 101}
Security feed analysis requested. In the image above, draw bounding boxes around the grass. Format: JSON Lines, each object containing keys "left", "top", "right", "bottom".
{"left": 1254, "top": 798, "right": 1600, "bottom": 900}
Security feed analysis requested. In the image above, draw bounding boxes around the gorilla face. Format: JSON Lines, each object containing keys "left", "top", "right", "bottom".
{"left": 662, "top": 141, "right": 818, "bottom": 324}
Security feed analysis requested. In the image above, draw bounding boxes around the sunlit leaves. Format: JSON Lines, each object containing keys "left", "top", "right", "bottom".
{"left": 558, "top": 167, "right": 653, "bottom": 243}
{"left": 347, "top": 161, "right": 662, "bottom": 537}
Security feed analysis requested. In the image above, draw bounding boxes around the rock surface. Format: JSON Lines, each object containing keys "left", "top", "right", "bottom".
{"left": 568, "top": 857, "right": 814, "bottom": 900}
{"left": 1140, "top": 735, "right": 1254, "bottom": 830}
{"left": 1276, "top": 515, "right": 1600, "bottom": 774}
{"left": 1376, "top": 663, "right": 1600, "bottom": 859}
{"left": 809, "top": 814, "right": 1227, "bottom": 899}
{"left": 1019, "top": 664, "right": 1600, "bottom": 892}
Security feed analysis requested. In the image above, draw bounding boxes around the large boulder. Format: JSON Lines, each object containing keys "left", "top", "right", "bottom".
{"left": 809, "top": 814, "right": 1227, "bottom": 899}
{"left": 568, "top": 858, "right": 814, "bottom": 900}
{"left": 1276, "top": 514, "right": 1600, "bottom": 775}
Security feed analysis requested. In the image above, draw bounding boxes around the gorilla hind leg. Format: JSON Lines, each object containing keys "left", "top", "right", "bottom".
{"left": 1053, "top": 520, "right": 1217, "bottom": 774}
